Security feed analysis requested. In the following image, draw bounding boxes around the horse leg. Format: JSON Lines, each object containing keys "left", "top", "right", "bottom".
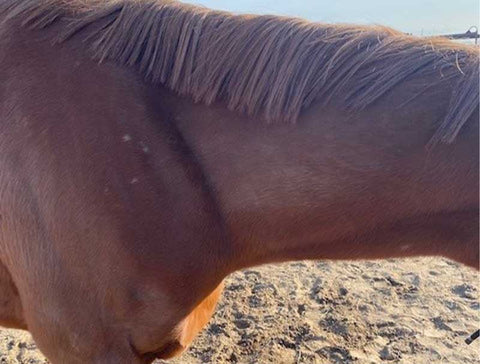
{"left": 13, "top": 284, "right": 145, "bottom": 364}
{"left": 0, "top": 260, "right": 25, "bottom": 329}
{"left": 1, "top": 240, "right": 144, "bottom": 363}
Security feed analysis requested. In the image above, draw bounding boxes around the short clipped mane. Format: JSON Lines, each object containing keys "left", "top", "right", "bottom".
{"left": 1, "top": 0, "right": 479, "bottom": 145}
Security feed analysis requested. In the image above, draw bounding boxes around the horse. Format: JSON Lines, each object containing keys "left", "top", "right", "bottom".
{"left": 0, "top": 0, "right": 478, "bottom": 362}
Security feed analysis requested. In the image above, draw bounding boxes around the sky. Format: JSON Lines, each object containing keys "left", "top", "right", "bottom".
{"left": 183, "top": 0, "right": 479, "bottom": 36}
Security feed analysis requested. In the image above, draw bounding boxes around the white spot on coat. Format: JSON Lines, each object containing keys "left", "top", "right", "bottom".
{"left": 139, "top": 142, "right": 149, "bottom": 153}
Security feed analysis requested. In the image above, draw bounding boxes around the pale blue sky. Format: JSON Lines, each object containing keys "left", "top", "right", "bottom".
{"left": 183, "top": 0, "right": 479, "bottom": 36}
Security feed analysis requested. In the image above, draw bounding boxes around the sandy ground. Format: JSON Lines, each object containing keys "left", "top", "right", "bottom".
{"left": 1, "top": 258, "right": 478, "bottom": 363}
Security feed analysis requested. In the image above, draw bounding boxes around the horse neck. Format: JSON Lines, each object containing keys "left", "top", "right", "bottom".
{"left": 157, "top": 85, "right": 478, "bottom": 271}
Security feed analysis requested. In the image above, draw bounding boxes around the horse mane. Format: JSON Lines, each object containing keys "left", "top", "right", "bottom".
{"left": 1, "top": 0, "right": 479, "bottom": 145}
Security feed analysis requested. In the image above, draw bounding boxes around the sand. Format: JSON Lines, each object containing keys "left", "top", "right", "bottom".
{"left": 1, "top": 258, "right": 478, "bottom": 363}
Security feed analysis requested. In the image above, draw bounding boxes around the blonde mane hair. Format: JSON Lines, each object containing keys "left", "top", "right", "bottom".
{"left": 2, "top": 0, "right": 479, "bottom": 144}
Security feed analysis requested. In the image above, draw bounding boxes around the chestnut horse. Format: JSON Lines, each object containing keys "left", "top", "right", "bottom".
{"left": 0, "top": 0, "right": 478, "bottom": 362}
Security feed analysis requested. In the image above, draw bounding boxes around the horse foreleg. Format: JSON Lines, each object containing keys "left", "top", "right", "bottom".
{"left": 0, "top": 260, "right": 25, "bottom": 330}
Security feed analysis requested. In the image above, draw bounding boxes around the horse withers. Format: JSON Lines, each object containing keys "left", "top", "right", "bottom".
{"left": 0, "top": 0, "right": 478, "bottom": 362}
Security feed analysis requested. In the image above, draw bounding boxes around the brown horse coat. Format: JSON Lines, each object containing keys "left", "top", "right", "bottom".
{"left": 0, "top": 0, "right": 478, "bottom": 362}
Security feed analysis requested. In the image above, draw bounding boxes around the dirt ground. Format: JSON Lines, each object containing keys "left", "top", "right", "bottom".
{"left": 1, "top": 258, "right": 478, "bottom": 363}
